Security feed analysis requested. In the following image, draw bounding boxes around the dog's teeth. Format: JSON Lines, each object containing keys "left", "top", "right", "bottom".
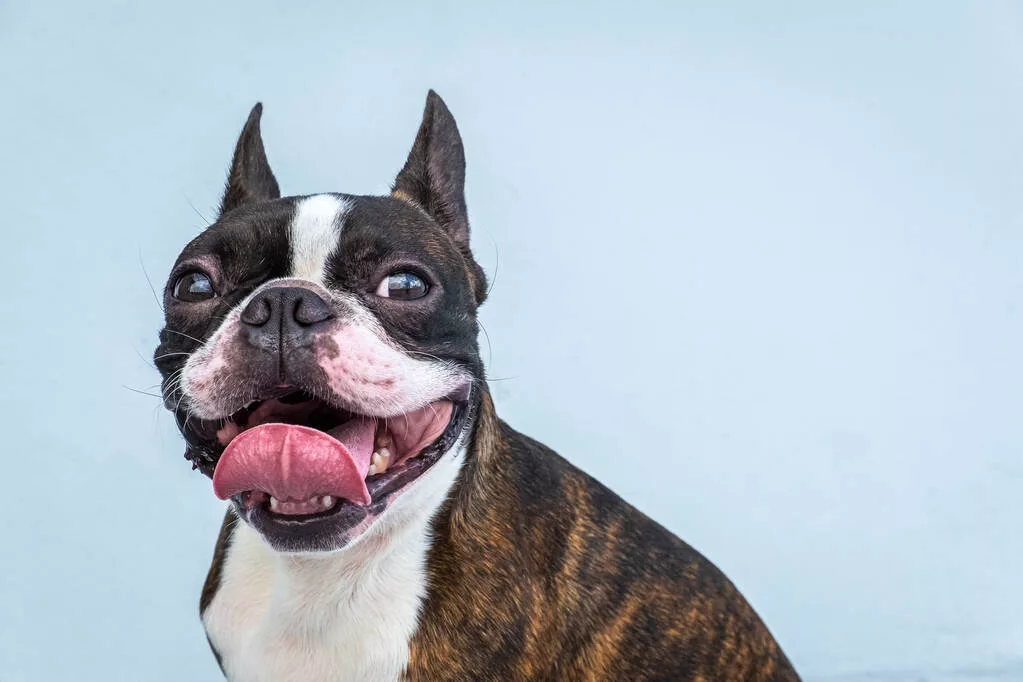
{"left": 321, "top": 495, "right": 334, "bottom": 509}
{"left": 368, "top": 463, "right": 377, "bottom": 476}
{"left": 269, "top": 496, "right": 280, "bottom": 511}
{"left": 371, "top": 448, "right": 391, "bottom": 475}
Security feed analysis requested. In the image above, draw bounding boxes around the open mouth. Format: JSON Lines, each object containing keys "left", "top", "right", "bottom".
{"left": 202, "top": 388, "right": 468, "bottom": 550}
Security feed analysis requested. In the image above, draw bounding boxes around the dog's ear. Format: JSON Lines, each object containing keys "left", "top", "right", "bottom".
{"left": 393, "top": 91, "right": 487, "bottom": 303}
{"left": 219, "top": 103, "right": 281, "bottom": 216}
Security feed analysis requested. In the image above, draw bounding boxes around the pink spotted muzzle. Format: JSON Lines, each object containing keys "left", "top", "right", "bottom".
{"left": 172, "top": 279, "right": 475, "bottom": 552}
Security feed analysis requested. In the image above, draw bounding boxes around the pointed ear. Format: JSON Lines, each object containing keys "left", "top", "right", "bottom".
{"left": 392, "top": 91, "right": 472, "bottom": 249}
{"left": 393, "top": 91, "right": 486, "bottom": 303}
{"left": 219, "top": 103, "right": 280, "bottom": 216}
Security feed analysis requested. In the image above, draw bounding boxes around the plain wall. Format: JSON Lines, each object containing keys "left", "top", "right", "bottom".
{"left": 0, "top": 2, "right": 1020, "bottom": 680}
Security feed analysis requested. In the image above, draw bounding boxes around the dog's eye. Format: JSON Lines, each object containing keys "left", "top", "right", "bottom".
{"left": 375, "top": 272, "right": 429, "bottom": 300}
{"left": 172, "top": 271, "right": 216, "bottom": 302}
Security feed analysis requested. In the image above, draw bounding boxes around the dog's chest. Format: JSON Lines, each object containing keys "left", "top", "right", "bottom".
{"left": 203, "top": 521, "right": 431, "bottom": 682}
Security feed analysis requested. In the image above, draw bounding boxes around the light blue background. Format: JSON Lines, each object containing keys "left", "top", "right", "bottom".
{"left": 0, "top": 2, "right": 1020, "bottom": 680}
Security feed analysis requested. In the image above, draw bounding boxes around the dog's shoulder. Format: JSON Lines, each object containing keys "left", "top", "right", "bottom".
{"left": 408, "top": 417, "right": 798, "bottom": 681}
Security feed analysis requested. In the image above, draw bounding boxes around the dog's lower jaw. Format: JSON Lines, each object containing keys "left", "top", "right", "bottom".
{"left": 201, "top": 439, "right": 467, "bottom": 682}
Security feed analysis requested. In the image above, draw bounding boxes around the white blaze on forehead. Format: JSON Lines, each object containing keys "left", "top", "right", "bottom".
{"left": 289, "top": 194, "right": 349, "bottom": 284}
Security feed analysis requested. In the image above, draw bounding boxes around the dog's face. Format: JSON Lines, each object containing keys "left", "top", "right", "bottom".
{"left": 155, "top": 93, "right": 487, "bottom": 552}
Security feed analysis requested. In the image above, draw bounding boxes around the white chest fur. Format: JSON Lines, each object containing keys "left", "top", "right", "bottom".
{"left": 202, "top": 446, "right": 464, "bottom": 682}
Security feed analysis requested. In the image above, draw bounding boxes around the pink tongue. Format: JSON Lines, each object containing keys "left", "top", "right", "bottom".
{"left": 212, "top": 418, "right": 376, "bottom": 505}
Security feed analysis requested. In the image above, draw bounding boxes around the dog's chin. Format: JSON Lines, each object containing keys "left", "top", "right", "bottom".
{"left": 180, "top": 388, "right": 472, "bottom": 554}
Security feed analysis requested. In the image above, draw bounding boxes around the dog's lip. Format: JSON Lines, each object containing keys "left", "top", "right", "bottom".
{"left": 208, "top": 379, "right": 470, "bottom": 425}
{"left": 204, "top": 382, "right": 470, "bottom": 495}
{"left": 178, "top": 377, "right": 472, "bottom": 488}
{"left": 228, "top": 398, "right": 470, "bottom": 546}
{"left": 212, "top": 394, "right": 454, "bottom": 504}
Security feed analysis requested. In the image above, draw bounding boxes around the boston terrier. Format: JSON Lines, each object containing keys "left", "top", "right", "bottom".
{"left": 154, "top": 91, "right": 801, "bottom": 681}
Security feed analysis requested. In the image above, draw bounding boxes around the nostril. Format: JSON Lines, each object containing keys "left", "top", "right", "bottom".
{"left": 293, "top": 291, "right": 333, "bottom": 326}
{"left": 241, "top": 296, "right": 272, "bottom": 326}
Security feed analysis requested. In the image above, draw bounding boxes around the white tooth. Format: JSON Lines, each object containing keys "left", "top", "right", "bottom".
{"left": 269, "top": 497, "right": 279, "bottom": 511}
{"left": 372, "top": 448, "right": 391, "bottom": 474}
{"left": 321, "top": 495, "right": 334, "bottom": 508}
{"left": 368, "top": 463, "right": 377, "bottom": 476}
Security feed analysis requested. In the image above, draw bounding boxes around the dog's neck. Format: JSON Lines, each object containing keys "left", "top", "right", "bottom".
{"left": 260, "top": 510, "right": 432, "bottom": 630}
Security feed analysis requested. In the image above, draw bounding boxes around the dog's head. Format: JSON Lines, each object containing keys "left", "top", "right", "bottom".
{"left": 155, "top": 92, "right": 487, "bottom": 552}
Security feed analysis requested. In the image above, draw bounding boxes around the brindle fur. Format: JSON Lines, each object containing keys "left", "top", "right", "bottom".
{"left": 202, "top": 394, "right": 798, "bottom": 681}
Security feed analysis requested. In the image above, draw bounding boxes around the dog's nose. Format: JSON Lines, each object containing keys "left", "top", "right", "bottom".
{"left": 240, "top": 286, "right": 334, "bottom": 349}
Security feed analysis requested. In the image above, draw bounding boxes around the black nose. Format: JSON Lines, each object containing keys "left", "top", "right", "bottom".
{"left": 240, "top": 286, "right": 334, "bottom": 350}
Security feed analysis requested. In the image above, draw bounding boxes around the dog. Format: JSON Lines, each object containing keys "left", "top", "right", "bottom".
{"left": 154, "top": 91, "right": 801, "bottom": 681}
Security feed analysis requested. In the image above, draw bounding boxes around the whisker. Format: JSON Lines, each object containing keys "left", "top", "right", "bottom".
{"left": 161, "top": 372, "right": 184, "bottom": 398}
{"left": 185, "top": 195, "right": 211, "bottom": 225}
{"left": 174, "top": 389, "right": 190, "bottom": 418}
{"left": 164, "top": 369, "right": 186, "bottom": 404}
{"left": 486, "top": 237, "right": 499, "bottom": 298}
{"left": 162, "top": 367, "right": 185, "bottom": 385}
{"left": 478, "top": 320, "right": 494, "bottom": 369}
{"left": 164, "top": 328, "right": 205, "bottom": 344}
{"left": 131, "top": 343, "right": 157, "bottom": 369}
{"left": 122, "top": 385, "right": 163, "bottom": 399}
{"left": 153, "top": 351, "right": 193, "bottom": 361}
{"left": 138, "top": 247, "right": 164, "bottom": 313}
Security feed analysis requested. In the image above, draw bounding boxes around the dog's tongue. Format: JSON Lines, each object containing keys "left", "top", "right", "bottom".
{"left": 212, "top": 418, "right": 375, "bottom": 505}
